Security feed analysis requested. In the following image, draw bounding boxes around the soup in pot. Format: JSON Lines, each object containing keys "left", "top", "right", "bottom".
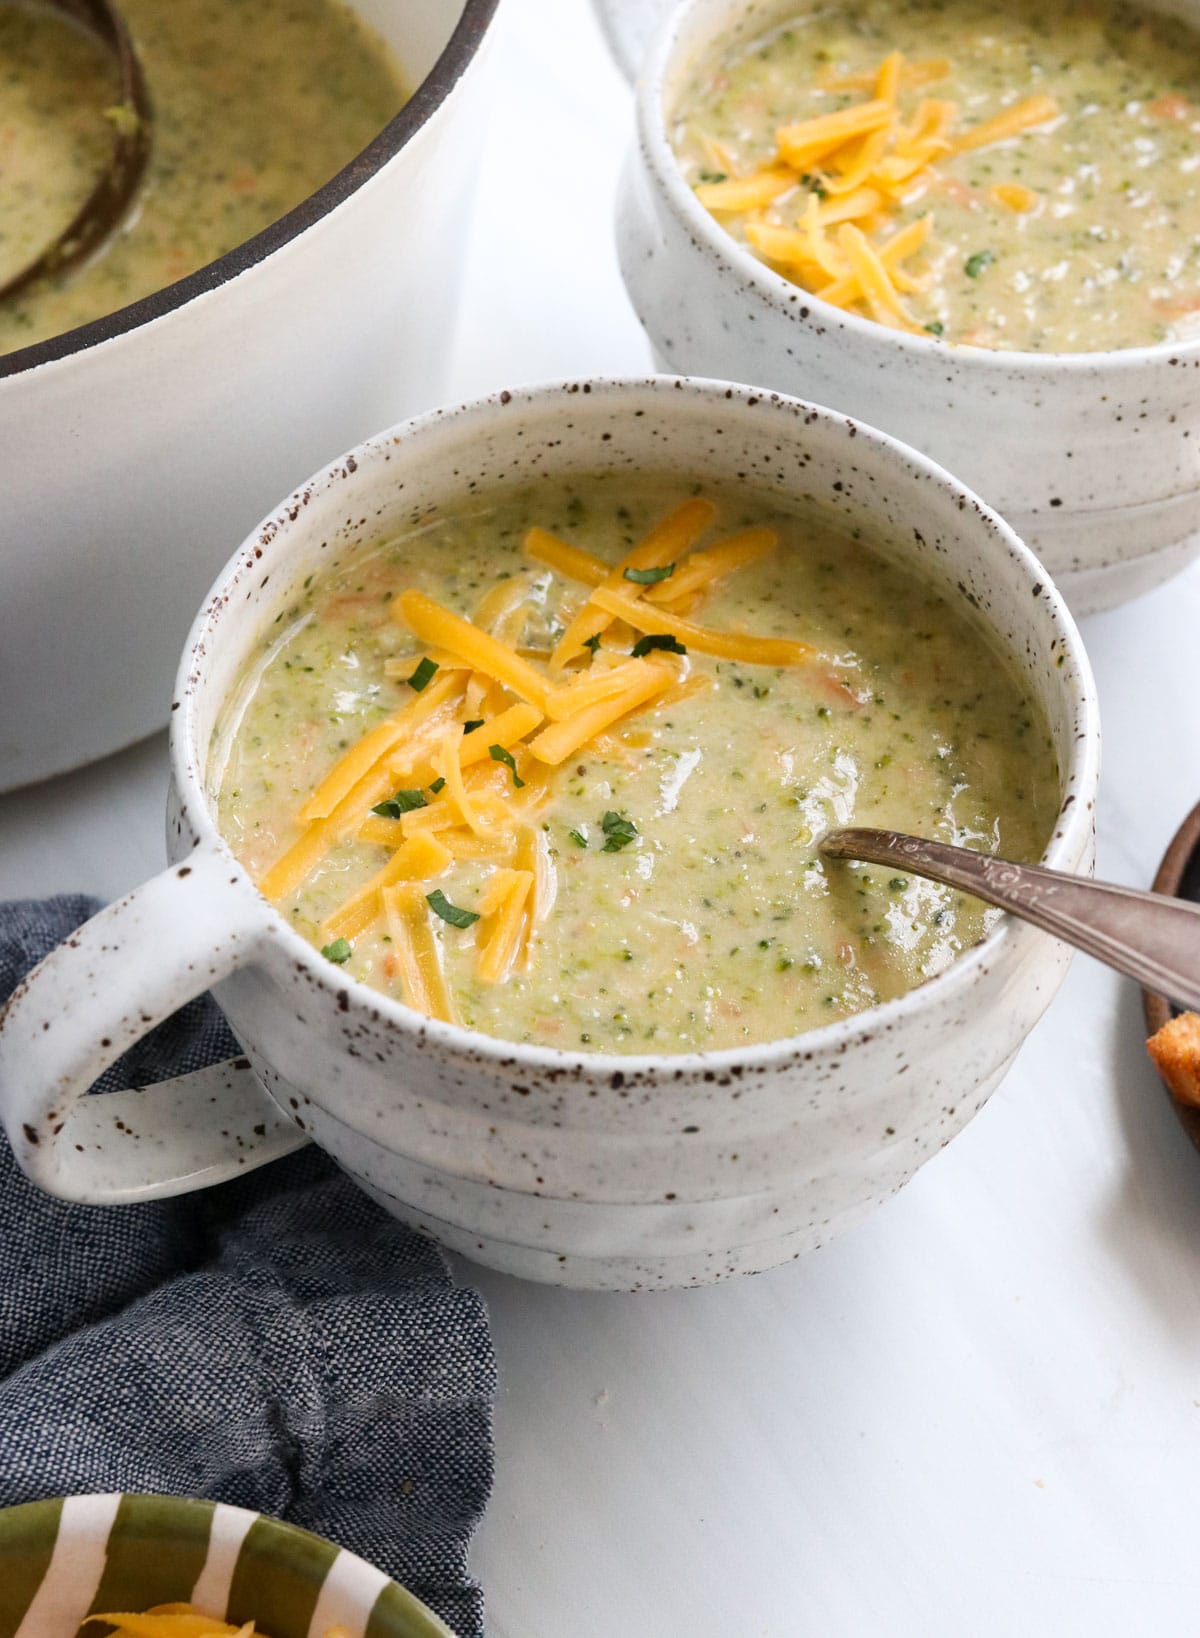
{"left": 0, "top": 0, "right": 408, "bottom": 354}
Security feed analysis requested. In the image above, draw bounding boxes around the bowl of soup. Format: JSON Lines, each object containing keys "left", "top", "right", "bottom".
{"left": 607, "top": 0, "right": 1200, "bottom": 614}
{"left": 0, "top": 378, "right": 1099, "bottom": 1290}
{"left": 0, "top": 0, "right": 499, "bottom": 793}
{"left": 0, "top": 1494, "right": 456, "bottom": 1637}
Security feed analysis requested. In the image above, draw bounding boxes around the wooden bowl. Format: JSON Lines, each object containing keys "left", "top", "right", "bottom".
{"left": 1142, "top": 798, "right": 1200, "bottom": 1153}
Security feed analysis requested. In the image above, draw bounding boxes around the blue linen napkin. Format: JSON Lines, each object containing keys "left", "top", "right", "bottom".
{"left": 0, "top": 896, "right": 495, "bottom": 1638}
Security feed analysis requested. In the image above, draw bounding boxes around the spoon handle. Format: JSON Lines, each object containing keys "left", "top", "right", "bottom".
{"left": 821, "top": 827, "right": 1200, "bottom": 1011}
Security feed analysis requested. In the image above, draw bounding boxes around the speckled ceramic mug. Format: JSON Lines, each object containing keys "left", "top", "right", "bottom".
{"left": 607, "top": 0, "right": 1200, "bottom": 613}
{"left": 0, "top": 379, "right": 1100, "bottom": 1291}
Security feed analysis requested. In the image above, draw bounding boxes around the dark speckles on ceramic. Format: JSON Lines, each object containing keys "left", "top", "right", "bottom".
{"left": 611, "top": 0, "right": 1200, "bottom": 616}
{"left": 0, "top": 379, "right": 1100, "bottom": 1291}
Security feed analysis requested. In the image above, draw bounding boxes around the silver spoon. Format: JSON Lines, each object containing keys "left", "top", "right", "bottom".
{"left": 0, "top": 0, "right": 151, "bottom": 305}
{"left": 820, "top": 827, "right": 1200, "bottom": 1010}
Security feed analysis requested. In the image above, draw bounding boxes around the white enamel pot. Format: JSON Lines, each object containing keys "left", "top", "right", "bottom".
{"left": 0, "top": 0, "right": 500, "bottom": 794}
{"left": 0, "top": 378, "right": 1100, "bottom": 1291}
{"left": 600, "top": 0, "right": 1200, "bottom": 615}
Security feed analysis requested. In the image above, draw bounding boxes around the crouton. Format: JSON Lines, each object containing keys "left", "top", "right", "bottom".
{"left": 1146, "top": 1011, "right": 1200, "bottom": 1107}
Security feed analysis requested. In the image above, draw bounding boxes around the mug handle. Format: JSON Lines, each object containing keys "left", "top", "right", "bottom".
{"left": 0, "top": 843, "right": 308, "bottom": 1204}
{"left": 590, "top": 0, "right": 679, "bottom": 81}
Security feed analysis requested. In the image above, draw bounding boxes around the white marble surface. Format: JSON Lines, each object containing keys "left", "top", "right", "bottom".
{"left": 3, "top": 0, "right": 1200, "bottom": 1632}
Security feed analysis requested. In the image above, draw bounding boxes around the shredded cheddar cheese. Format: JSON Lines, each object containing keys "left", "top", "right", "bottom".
{"left": 256, "top": 499, "right": 814, "bottom": 1019}
{"left": 442, "top": 829, "right": 518, "bottom": 861}
{"left": 694, "top": 164, "right": 799, "bottom": 213}
{"left": 395, "top": 589, "right": 554, "bottom": 712}
{"left": 258, "top": 757, "right": 401, "bottom": 902}
{"left": 644, "top": 527, "right": 778, "bottom": 603}
{"left": 84, "top": 1609, "right": 354, "bottom": 1638}
{"left": 86, "top": 1615, "right": 248, "bottom": 1638}
{"left": 549, "top": 497, "right": 716, "bottom": 669}
{"left": 544, "top": 656, "right": 662, "bottom": 720}
{"left": 434, "top": 725, "right": 489, "bottom": 836}
{"left": 297, "top": 669, "right": 463, "bottom": 823}
{"left": 524, "top": 526, "right": 608, "bottom": 587}
{"left": 476, "top": 869, "right": 533, "bottom": 983}
{"left": 836, "top": 222, "right": 922, "bottom": 330}
{"left": 516, "top": 823, "right": 555, "bottom": 964}
{"left": 382, "top": 883, "right": 456, "bottom": 1022}
{"left": 473, "top": 572, "right": 538, "bottom": 632}
{"left": 319, "top": 831, "right": 453, "bottom": 943}
{"left": 587, "top": 585, "right": 814, "bottom": 667}
{"left": 947, "top": 94, "right": 1059, "bottom": 155}
{"left": 688, "top": 49, "right": 1059, "bottom": 334}
{"left": 528, "top": 663, "right": 676, "bottom": 766}
{"left": 990, "top": 181, "right": 1039, "bottom": 212}
{"left": 776, "top": 98, "right": 894, "bottom": 169}
{"left": 460, "top": 701, "right": 543, "bottom": 759}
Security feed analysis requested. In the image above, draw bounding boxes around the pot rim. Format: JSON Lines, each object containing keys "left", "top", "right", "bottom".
{"left": 634, "top": 0, "right": 1200, "bottom": 375}
{"left": 174, "top": 374, "right": 1101, "bottom": 1082}
{"left": 0, "top": 0, "right": 501, "bottom": 382}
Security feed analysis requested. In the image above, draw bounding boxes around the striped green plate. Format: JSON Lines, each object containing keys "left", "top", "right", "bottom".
{"left": 0, "top": 1495, "right": 453, "bottom": 1638}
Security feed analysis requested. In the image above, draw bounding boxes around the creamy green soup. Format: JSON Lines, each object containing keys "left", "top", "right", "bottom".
{"left": 214, "top": 476, "right": 1059, "bottom": 1055}
{"left": 672, "top": 0, "right": 1200, "bottom": 351}
{"left": 0, "top": 0, "right": 407, "bottom": 354}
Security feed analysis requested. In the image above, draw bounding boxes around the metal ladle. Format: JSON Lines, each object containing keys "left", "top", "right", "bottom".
{"left": 0, "top": 0, "right": 151, "bottom": 304}
{"left": 820, "top": 827, "right": 1200, "bottom": 1010}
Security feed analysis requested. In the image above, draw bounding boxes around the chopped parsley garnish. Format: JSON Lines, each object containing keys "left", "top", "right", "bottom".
{"left": 582, "top": 634, "right": 602, "bottom": 653}
{"left": 372, "top": 788, "right": 427, "bottom": 818}
{"left": 463, "top": 720, "right": 484, "bottom": 734}
{"left": 631, "top": 633, "right": 687, "bottom": 658}
{"left": 888, "top": 877, "right": 909, "bottom": 892}
{"left": 429, "top": 777, "right": 446, "bottom": 794}
{"left": 321, "top": 938, "right": 352, "bottom": 964}
{"left": 426, "top": 889, "right": 479, "bottom": 929}
{"left": 489, "top": 744, "right": 526, "bottom": 787}
{"left": 406, "top": 656, "right": 439, "bottom": 692}
{"left": 568, "top": 828, "right": 588, "bottom": 848}
{"left": 623, "top": 563, "right": 675, "bottom": 585}
{"left": 698, "top": 170, "right": 728, "bottom": 183}
{"left": 924, "top": 320, "right": 945, "bottom": 336}
{"left": 601, "top": 810, "right": 638, "bottom": 852}
{"left": 800, "top": 172, "right": 828, "bottom": 199}
{"left": 964, "top": 250, "right": 995, "bottom": 279}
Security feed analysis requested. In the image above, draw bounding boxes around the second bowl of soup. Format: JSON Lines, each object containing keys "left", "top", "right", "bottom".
{"left": 0, "top": 378, "right": 1099, "bottom": 1289}
{"left": 612, "top": 0, "right": 1200, "bottom": 611}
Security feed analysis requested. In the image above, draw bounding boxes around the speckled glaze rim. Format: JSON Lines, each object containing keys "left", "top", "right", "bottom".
{"left": 0, "top": 1494, "right": 453, "bottom": 1638}
{"left": 0, "top": 0, "right": 500, "bottom": 382}
{"left": 174, "top": 375, "right": 1100, "bottom": 1085}
{"left": 636, "top": 0, "right": 1200, "bottom": 373}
